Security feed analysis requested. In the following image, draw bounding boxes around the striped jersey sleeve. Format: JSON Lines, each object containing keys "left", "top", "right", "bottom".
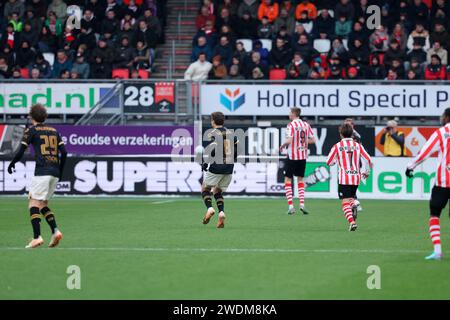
{"left": 407, "top": 125, "right": 450, "bottom": 188}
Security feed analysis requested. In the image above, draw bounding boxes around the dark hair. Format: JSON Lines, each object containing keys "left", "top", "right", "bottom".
{"left": 444, "top": 108, "right": 450, "bottom": 119}
{"left": 211, "top": 112, "right": 225, "bottom": 126}
{"left": 29, "top": 104, "right": 48, "bottom": 123}
{"left": 290, "top": 107, "right": 301, "bottom": 117}
{"left": 340, "top": 123, "right": 354, "bottom": 138}
{"left": 344, "top": 118, "right": 354, "bottom": 124}
{"left": 431, "top": 54, "right": 441, "bottom": 62}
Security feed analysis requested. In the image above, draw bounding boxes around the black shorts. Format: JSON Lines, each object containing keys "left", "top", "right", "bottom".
{"left": 430, "top": 186, "right": 450, "bottom": 217}
{"left": 283, "top": 159, "right": 306, "bottom": 178}
{"left": 338, "top": 184, "right": 359, "bottom": 200}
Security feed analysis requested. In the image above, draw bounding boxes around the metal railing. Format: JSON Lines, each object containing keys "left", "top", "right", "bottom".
{"left": 76, "top": 82, "right": 124, "bottom": 126}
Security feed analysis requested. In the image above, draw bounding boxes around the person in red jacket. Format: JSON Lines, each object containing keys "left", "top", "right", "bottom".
{"left": 425, "top": 54, "right": 446, "bottom": 80}
{"left": 258, "top": 0, "right": 279, "bottom": 23}
{"left": 196, "top": 5, "right": 215, "bottom": 30}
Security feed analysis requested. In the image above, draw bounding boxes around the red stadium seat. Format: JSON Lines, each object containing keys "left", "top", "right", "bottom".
{"left": 138, "top": 69, "right": 149, "bottom": 79}
{"left": 269, "top": 68, "right": 287, "bottom": 80}
{"left": 20, "top": 68, "right": 30, "bottom": 79}
{"left": 112, "top": 68, "right": 130, "bottom": 79}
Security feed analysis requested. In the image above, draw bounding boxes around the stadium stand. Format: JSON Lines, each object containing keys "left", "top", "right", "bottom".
{"left": 1, "top": 1, "right": 449, "bottom": 81}
{"left": 0, "top": 0, "right": 167, "bottom": 79}
{"left": 181, "top": 0, "right": 450, "bottom": 81}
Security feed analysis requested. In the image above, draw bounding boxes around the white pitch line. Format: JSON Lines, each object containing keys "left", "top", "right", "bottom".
{"left": 151, "top": 200, "right": 175, "bottom": 205}
{"left": 0, "top": 247, "right": 444, "bottom": 254}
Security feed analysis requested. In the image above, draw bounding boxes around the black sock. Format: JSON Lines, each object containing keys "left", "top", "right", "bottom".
{"left": 214, "top": 193, "right": 224, "bottom": 212}
{"left": 202, "top": 191, "right": 212, "bottom": 209}
{"left": 41, "top": 207, "right": 58, "bottom": 234}
{"left": 29, "top": 207, "right": 41, "bottom": 239}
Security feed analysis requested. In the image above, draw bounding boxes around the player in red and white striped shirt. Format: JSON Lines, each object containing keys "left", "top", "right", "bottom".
{"left": 406, "top": 108, "right": 450, "bottom": 260}
{"left": 343, "top": 118, "right": 364, "bottom": 212}
{"left": 327, "top": 124, "right": 372, "bottom": 231}
{"left": 280, "top": 107, "right": 316, "bottom": 215}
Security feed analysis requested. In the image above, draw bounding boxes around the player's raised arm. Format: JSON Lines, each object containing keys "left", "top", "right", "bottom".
{"left": 326, "top": 144, "right": 338, "bottom": 167}
{"left": 406, "top": 130, "right": 440, "bottom": 177}
{"left": 7, "top": 128, "right": 32, "bottom": 174}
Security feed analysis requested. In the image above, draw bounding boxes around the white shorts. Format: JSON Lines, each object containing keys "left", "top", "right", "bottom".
{"left": 29, "top": 176, "right": 59, "bottom": 201}
{"left": 203, "top": 171, "right": 232, "bottom": 192}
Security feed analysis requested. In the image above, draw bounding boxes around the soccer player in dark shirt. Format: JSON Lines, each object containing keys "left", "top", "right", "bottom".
{"left": 8, "top": 104, "right": 67, "bottom": 249}
{"left": 201, "top": 112, "right": 238, "bottom": 228}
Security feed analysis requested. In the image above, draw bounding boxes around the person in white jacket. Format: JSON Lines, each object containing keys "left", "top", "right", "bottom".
{"left": 184, "top": 52, "right": 213, "bottom": 81}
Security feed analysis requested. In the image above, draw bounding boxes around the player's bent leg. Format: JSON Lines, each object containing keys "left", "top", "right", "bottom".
{"left": 26, "top": 199, "right": 44, "bottom": 248}
{"left": 353, "top": 198, "right": 363, "bottom": 212}
{"left": 284, "top": 177, "right": 295, "bottom": 214}
{"left": 297, "top": 176, "right": 308, "bottom": 214}
{"left": 425, "top": 187, "right": 448, "bottom": 260}
{"left": 426, "top": 201, "right": 444, "bottom": 260}
{"left": 213, "top": 189, "right": 226, "bottom": 228}
{"left": 201, "top": 185, "right": 215, "bottom": 225}
{"left": 351, "top": 198, "right": 358, "bottom": 221}
{"left": 341, "top": 198, "right": 357, "bottom": 231}
{"left": 41, "top": 206, "right": 63, "bottom": 248}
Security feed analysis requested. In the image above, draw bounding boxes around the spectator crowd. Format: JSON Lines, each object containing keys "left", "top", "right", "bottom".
{"left": 185, "top": 0, "right": 450, "bottom": 81}
{"left": 0, "top": 0, "right": 166, "bottom": 79}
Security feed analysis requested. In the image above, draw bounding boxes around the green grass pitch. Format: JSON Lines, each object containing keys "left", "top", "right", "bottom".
{"left": 0, "top": 197, "right": 449, "bottom": 300}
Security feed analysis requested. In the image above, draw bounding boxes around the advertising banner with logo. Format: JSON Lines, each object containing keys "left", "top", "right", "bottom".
{"left": 0, "top": 125, "right": 195, "bottom": 156}
{"left": 200, "top": 84, "right": 450, "bottom": 116}
{"left": 203, "top": 125, "right": 375, "bottom": 156}
{"left": 0, "top": 83, "right": 116, "bottom": 114}
{"left": 375, "top": 126, "right": 439, "bottom": 157}
{"left": 0, "top": 156, "right": 331, "bottom": 196}
{"left": 0, "top": 156, "right": 437, "bottom": 200}
{"left": 123, "top": 82, "right": 175, "bottom": 114}
{"left": 55, "top": 125, "right": 194, "bottom": 155}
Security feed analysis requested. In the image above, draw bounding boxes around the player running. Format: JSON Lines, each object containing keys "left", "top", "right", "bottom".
{"left": 280, "top": 107, "right": 316, "bottom": 215}
{"left": 201, "top": 112, "right": 238, "bottom": 228}
{"left": 343, "top": 118, "right": 363, "bottom": 212}
{"left": 405, "top": 108, "right": 450, "bottom": 260}
{"left": 326, "top": 124, "right": 372, "bottom": 231}
{"left": 7, "top": 104, "right": 67, "bottom": 248}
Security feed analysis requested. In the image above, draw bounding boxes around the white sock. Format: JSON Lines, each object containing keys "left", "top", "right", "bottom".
{"left": 435, "top": 244, "right": 442, "bottom": 255}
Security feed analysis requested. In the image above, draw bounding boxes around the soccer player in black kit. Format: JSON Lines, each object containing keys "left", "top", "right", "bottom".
{"left": 8, "top": 104, "right": 67, "bottom": 249}
{"left": 201, "top": 112, "right": 238, "bottom": 228}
